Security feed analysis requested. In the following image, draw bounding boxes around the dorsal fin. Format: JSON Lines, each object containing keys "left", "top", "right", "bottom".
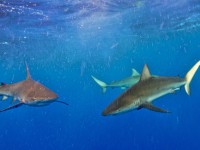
{"left": 132, "top": 69, "right": 140, "bottom": 76}
{"left": 25, "top": 62, "right": 31, "bottom": 80}
{"left": 140, "top": 64, "right": 151, "bottom": 81}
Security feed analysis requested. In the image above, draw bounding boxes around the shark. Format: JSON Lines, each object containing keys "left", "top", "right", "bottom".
{"left": 102, "top": 61, "right": 200, "bottom": 116}
{"left": 92, "top": 69, "right": 140, "bottom": 93}
{"left": 0, "top": 63, "right": 68, "bottom": 112}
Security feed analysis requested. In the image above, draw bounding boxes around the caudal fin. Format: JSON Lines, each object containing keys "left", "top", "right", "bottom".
{"left": 91, "top": 76, "right": 107, "bottom": 93}
{"left": 185, "top": 60, "right": 200, "bottom": 95}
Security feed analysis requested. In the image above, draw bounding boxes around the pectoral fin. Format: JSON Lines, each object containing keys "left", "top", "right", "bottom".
{"left": 54, "top": 100, "right": 69, "bottom": 106}
{"left": 0, "top": 102, "right": 23, "bottom": 113}
{"left": 140, "top": 102, "right": 170, "bottom": 113}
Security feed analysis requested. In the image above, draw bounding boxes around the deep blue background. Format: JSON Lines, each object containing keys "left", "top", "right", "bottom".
{"left": 0, "top": 0, "right": 200, "bottom": 150}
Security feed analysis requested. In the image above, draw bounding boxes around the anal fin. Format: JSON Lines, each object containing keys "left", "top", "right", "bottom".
{"left": 0, "top": 102, "right": 23, "bottom": 113}
{"left": 140, "top": 102, "right": 170, "bottom": 113}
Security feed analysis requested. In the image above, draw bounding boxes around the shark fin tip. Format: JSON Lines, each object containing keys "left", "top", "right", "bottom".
{"left": 25, "top": 62, "right": 31, "bottom": 80}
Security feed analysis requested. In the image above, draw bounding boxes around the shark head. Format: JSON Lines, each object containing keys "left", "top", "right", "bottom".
{"left": 22, "top": 80, "right": 59, "bottom": 106}
{"left": 102, "top": 96, "right": 139, "bottom": 116}
{"left": 102, "top": 104, "right": 137, "bottom": 116}
{"left": 102, "top": 104, "right": 123, "bottom": 116}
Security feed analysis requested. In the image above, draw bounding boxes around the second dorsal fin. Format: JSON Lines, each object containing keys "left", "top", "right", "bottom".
{"left": 140, "top": 64, "right": 151, "bottom": 81}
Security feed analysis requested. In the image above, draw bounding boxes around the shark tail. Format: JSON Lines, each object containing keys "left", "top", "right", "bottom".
{"left": 184, "top": 60, "right": 200, "bottom": 95}
{"left": 91, "top": 76, "right": 107, "bottom": 93}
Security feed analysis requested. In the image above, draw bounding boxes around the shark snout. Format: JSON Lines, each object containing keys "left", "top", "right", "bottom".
{"left": 102, "top": 106, "right": 116, "bottom": 116}
{"left": 34, "top": 92, "right": 58, "bottom": 102}
{"left": 102, "top": 109, "right": 109, "bottom": 116}
{"left": 102, "top": 101, "right": 123, "bottom": 116}
{"left": 45, "top": 91, "right": 58, "bottom": 101}
{"left": 51, "top": 93, "right": 59, "bottom": 100}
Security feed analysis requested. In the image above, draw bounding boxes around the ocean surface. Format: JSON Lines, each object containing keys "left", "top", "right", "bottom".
{"left": 0, "top": 0, "right": 200, "bottom": 150}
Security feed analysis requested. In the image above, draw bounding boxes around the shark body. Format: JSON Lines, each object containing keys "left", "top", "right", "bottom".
{"left": 0, "top": 63, "right": 67, "bottom": 112}
{"left": 92, "top": 69, "right": 140, "bottom": 93}
{"left": 102, "top": 61, "right": 200, "bottom": 116}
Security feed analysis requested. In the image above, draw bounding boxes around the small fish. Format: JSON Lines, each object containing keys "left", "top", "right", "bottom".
{"left": 102, "top": 61, "right": 200, "bottom": 116}
{"left": 0, "top": 63, "right": 68, "bottom": 112}
{"left": 92, "top": 69, "right": 140, "bottom": 93}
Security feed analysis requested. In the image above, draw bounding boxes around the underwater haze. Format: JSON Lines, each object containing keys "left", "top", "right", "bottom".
{"left": 0, "top": 0, "right": 200, "bottom": 150}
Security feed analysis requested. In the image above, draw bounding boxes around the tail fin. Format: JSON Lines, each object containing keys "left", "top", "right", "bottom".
{"left": 91, "top": 76, "right": 107, "bottom": 93}
{"left": 185, "top": 61, "right": 200, "bottom": 95}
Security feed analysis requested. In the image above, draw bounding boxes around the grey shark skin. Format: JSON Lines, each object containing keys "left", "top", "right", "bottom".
{"left": 0, "top": 63, "right": 67, "bottom": 112}
{"left": 102, "top": 61, "right": 200, "bottom": 116}
{"left": 92, "top": 69, "right": 140, "bottom": 93}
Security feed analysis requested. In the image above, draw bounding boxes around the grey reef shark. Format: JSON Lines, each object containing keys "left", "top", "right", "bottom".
{"left": 92, "top": 68, "right": 141, "bottom": 93}
{"left": 102, "top": 61, "right": 200, "bottom": 116}
{"left": 0, "top": 63, "right": 68, "bottom": 112}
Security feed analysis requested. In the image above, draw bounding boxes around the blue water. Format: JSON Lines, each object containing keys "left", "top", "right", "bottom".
{"left": 0, "top": 0, "right": 200, "bottom": 150}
